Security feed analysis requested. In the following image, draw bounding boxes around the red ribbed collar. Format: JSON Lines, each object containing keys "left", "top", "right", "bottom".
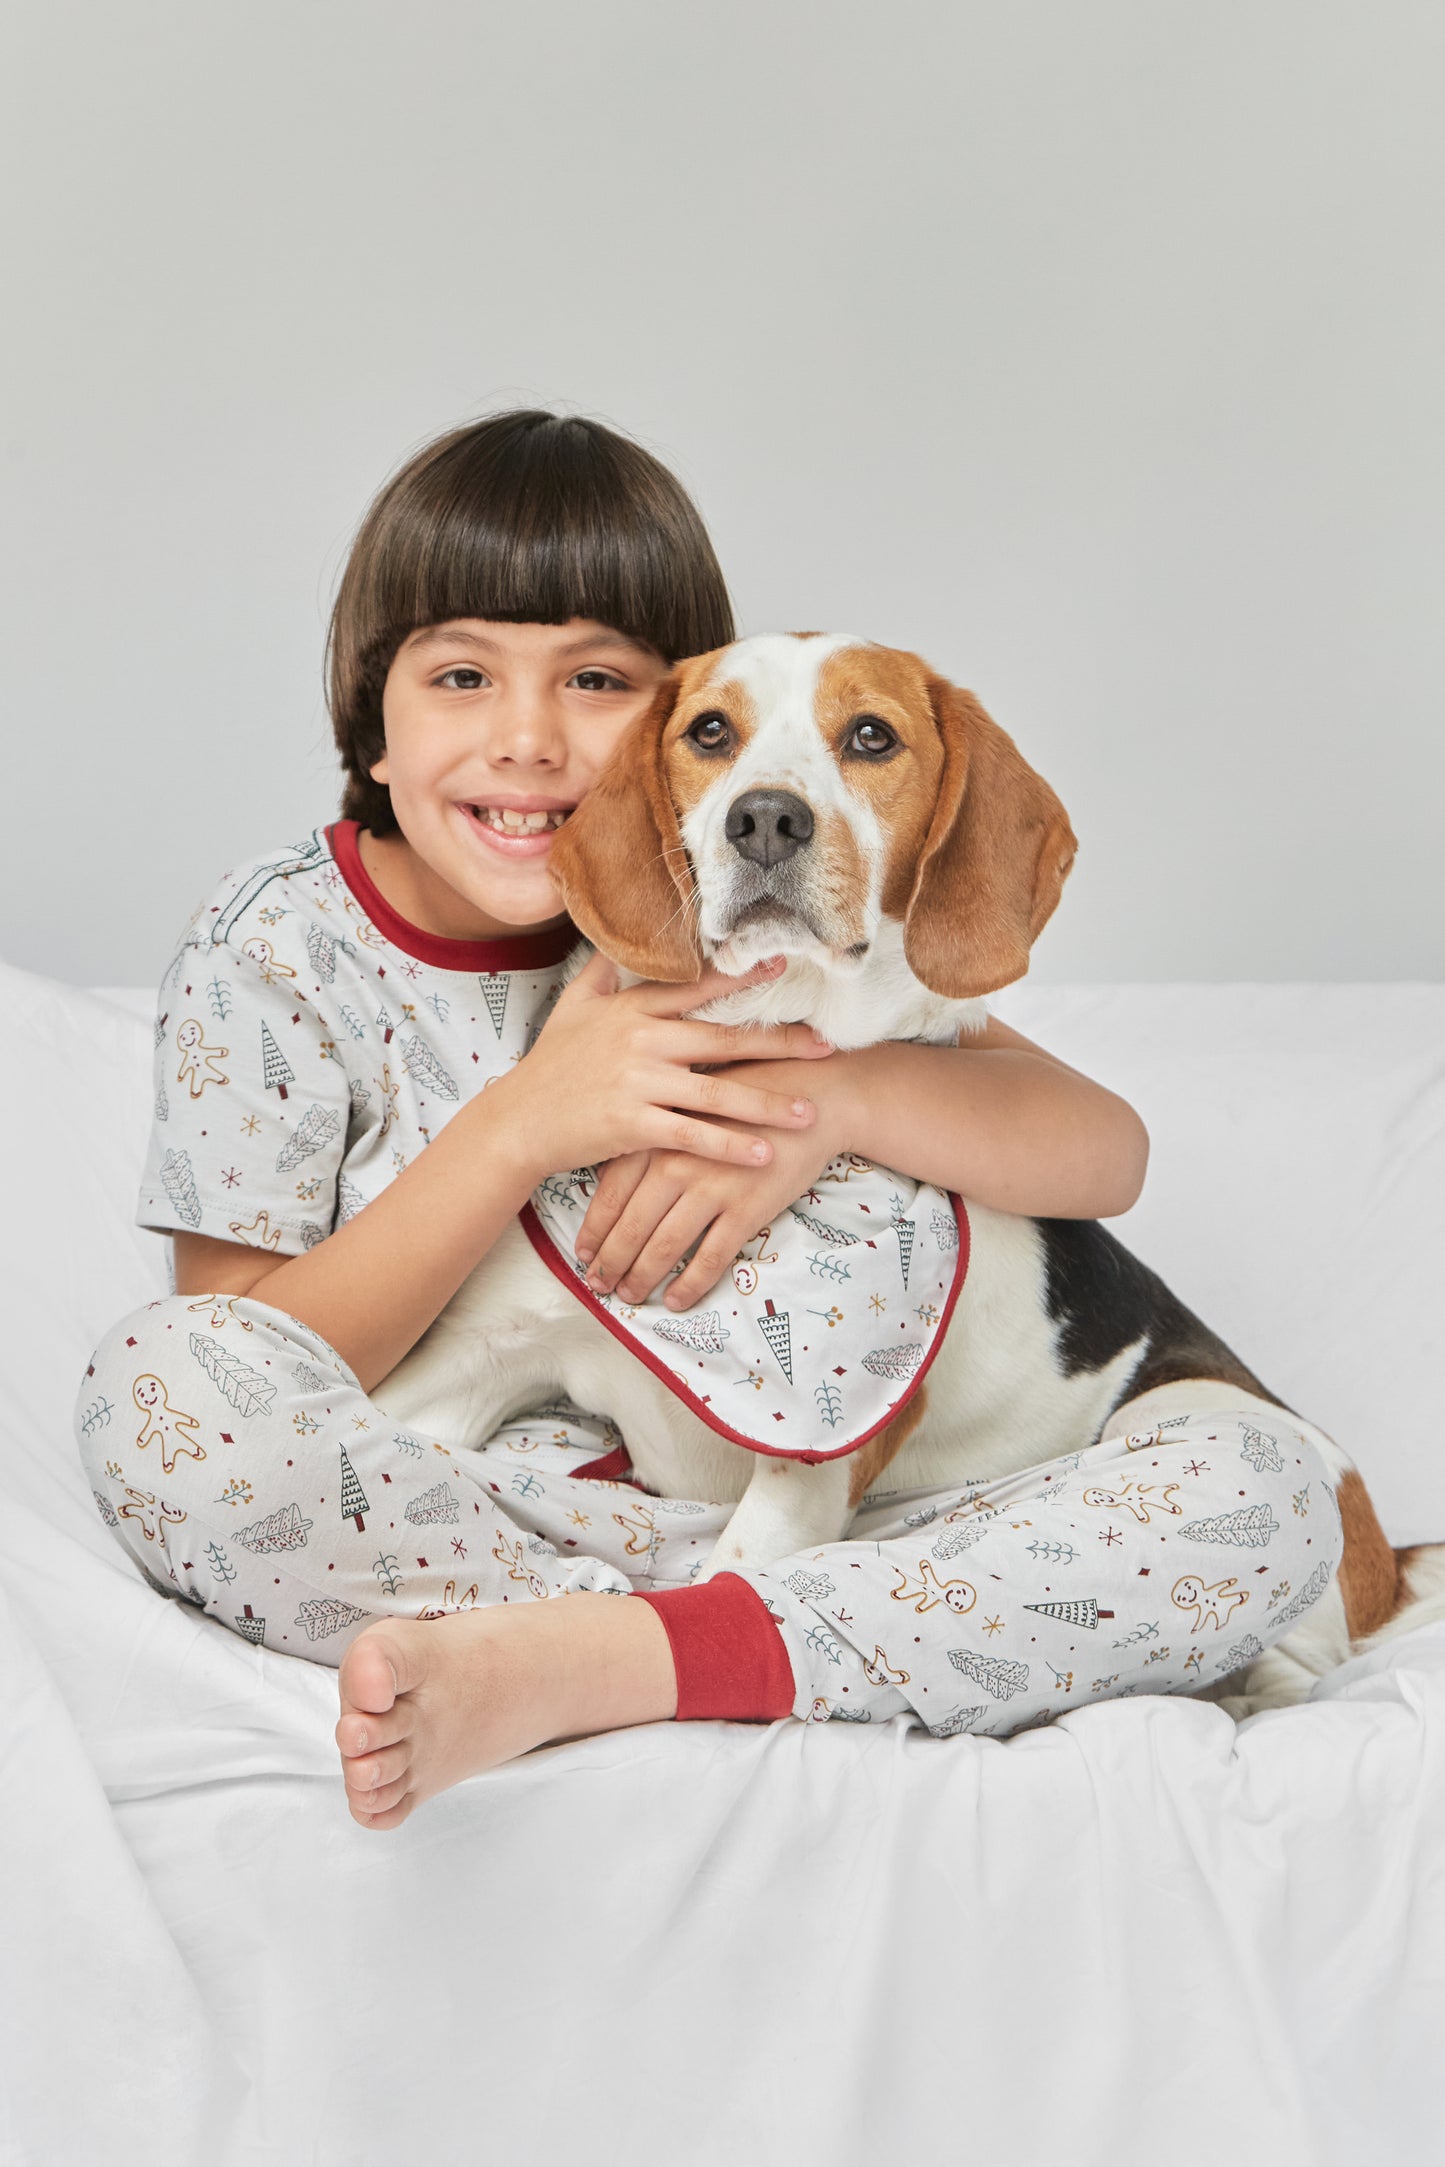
{"left": 327, "top": 820, "right": 579, "bottom": 973}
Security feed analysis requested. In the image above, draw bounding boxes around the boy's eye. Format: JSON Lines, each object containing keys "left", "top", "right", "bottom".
{"left": 570, "top": 669, "right": 628, "bottom": 692}
{"left": 437, "top": 667, "right": 489, "bottom": 690}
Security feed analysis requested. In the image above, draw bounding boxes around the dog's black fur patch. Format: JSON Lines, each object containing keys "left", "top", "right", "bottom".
{"left": 1032, "top": 1218, "right": 1292, "bottom": 1417}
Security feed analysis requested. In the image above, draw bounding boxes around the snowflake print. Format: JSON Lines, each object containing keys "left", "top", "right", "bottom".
{"left": 1183, "top": 1458, "right": 1209, "bottom": 1477}
{"left": 451, "top": 1537, "right": 468, "bottom": 1559}
{"left": 1098, "top": 1525, "right": 1123, "bottom": 1547}
{"left": 983, "top": 1614, "right": 1005, "bottom": 1637}
{"left": 567, "top": 1509, "right": 592, "bottom": 1529}
{"left": 240, "top": 1114, "right": 260, "bottom": 1136}
{"left": 868, "top": 1293, "right": 889, "bottom": 1317}
{"left": 221, "top": 1166, "right": 241, "bottom": 1188}
{"left": 401, "top": 960, "right": 421, "bottom": 981}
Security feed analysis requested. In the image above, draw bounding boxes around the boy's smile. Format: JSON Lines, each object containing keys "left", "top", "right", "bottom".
{"left": 362, "top": 617, "right": 670, "bottom": 942}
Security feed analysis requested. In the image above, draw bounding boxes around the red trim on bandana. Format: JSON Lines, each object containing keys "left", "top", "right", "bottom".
{"left": 633, "top": 1574, "right": 796, "bottom": 1721}
{"left": 327, "top": 820, "right": 579, "bottom": 973}
{"left": 519, "top": 1196, "right": 972, "bottom": 1461}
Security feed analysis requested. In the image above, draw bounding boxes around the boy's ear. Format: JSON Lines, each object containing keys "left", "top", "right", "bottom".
{"left": 547, "top": 672, "right": 705, "bottom": 981}
{"left": 903, "top": 673, "right": 1078, "bottom": 998}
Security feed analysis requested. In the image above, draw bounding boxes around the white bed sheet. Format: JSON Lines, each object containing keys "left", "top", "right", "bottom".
{"left": 4, "top": 957, "right": 1443, "bottom": 2167}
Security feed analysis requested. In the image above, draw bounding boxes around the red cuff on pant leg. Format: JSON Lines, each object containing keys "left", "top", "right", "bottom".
{"left": 631, "top": 1573, "right": 796, "bottom": 1722}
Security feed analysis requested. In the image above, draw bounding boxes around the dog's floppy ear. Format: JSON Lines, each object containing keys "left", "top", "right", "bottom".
{"left": 547, "top": 671, "right": 705, "bottom": 982}
{"left": 903, "top": 673, "right": 1077, "bottom": 998}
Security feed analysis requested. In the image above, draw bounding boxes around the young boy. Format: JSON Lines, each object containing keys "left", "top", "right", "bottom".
{"left": 79, "top": 410, "right": 1173, "bottom": 1831}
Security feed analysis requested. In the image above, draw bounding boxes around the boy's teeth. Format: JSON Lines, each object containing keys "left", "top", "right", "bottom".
{"left": 471, "top": 805, "right": 569, "bottom": 831}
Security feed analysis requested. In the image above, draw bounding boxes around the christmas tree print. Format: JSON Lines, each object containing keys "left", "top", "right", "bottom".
{"left": 155, "top": 1079, "right": 169, "bottom": 1122}
{"left": 236, "top": 1501, "right": 315, "bottom": 1553}
{"left": 757, "top": 1300, "right": 794, "bottom": 1382}
{"left": 337, "top": 1174, "right": 365, "bottom": 1223}
{"left": 399, "top": 1033, "right": 459, "bottom": 1100}
{"left": 807, "top": 1251, "right": 851, "bottom": 1283}
{"left": 340, "top": 1007, "right": 368, "bottom": 1043}
{"left": 931, "top": 1705, "right": 988, "bottom": 1738}
{"left": 932, "top": 1514, "right": 998, "bottom": 1560}
{"left": 1266, "top": 1559, "right": 1333, "bottom": 1629}
{"left": 376, "top": 1004, "right": 395, "bottom": 1044}
{"left": 404, "top": 1480, "right": 461, "bottom": 1526}
{"left": 862, "top": 1341, "right": 923, "bottom": 1381}
{"left": 894, "top": 1218, "right": 916, "bottom": 1289}
{"left": 1180, "top": 1503, "right": 1279, "bottom": 1548}
{"left": 1240, "top": 1425, "right": 1285, "bottom": 1473}
{"left": 160, "top": 1148, "right": 202, "bottom": 1228}
{"left": 260, "top": 1022, "right": 293, "bottom": 1100}
{"left": 306, "top": 922, "right": 342, "bottom": 981}
{"left": 480, "top": 975, "right": 510, "bottom": 1036}
{"left": 294, "top": 1595, "right": 371, "bottom": 1642}
{"left": 92, "top": 1489, "right": 118, "bottom": 1527}
{"left": 189, "top": 1332, "right": 277, "bottom": 1416}
{"left": 929, "top": 1206, "right": 958, "bottom": 1250}
{"left": 1213, "top": 1632, "right": 1264, "bottom": 1674}
{"left": 1024, "top": 1598, "right": 1114, "bottom": 1630}
{"left": 203, "top": 1539, "right": 237, "bottom": 1585}
{"left": 206, "top": 975, "right": 233, "bottom": 1022}
{"left": 784, "top": 1568, "right": 836, "bottom": 1602}
{"left": 79, "top": 1395, "right": 113, "bottom": 1437}
{"left": 652, "top": 1309, "right": 731, "bottom": 1353}
{"left": 949, "top": 1649, "right": 1029, "bottom": 1699}
{"left": 292, "top": 1360, "right": 328, "bottom": 1393}
{"left": 788, "top": 1206, "right": 855, "bottom": 1246}
{"left": 275, "top": 1102, "right": 343, "bottom": 1171}
{"left": 814, "top": 1379, "right": 844, "bottom": 1427}
{"left": 339, "top": 1446, "right": 370, "bottom": 1530}
{"left": 234, "top": 1604, "right": 266, "bottom": 1646}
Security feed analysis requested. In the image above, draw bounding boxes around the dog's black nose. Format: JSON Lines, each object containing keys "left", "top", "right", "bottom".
{"left": 725, "top": 789, "right": 815, "bottom": 867}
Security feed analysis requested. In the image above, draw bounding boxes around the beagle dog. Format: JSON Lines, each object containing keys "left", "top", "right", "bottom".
{"left": 375, "top": 632, "right": 1443, "bottom": 1716}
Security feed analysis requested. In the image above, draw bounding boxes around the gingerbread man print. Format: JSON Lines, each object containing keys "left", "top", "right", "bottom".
{"left": 240, "top": 937, "right": 297, "bottom": 985}
{"left": 116, "top": 1485, "right": 188, "bottom": 1547}
{"left": 1171, "top": 1573, "right": 1250, "bottom": 1633}
{"left": 890, "top": 1558, "right": 976, "bottom": 1615}
{"left": 1081, "top": 1478, "right": 1183, "bottom": 1524}
{"left": 132, "top": 1374, "right": 206, "bottom": 1474}
{"left": 175, "top": 1018, "right": 230, "bottom": 1097}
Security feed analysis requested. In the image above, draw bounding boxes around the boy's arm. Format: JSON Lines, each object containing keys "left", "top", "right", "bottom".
{"left": 574, "top": 1026, "right": 1149, "bottom": 1310}
{"left": 173, "top": 1082, "right": 540, "bottom": 1396}
{"left": 818, "top": 1023, "right": 1149, "bottom": 1219}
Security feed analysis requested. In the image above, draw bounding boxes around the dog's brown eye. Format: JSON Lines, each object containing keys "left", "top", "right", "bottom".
{"left": 688, "top": 711, "right": 732, "bottom": 753}
{"left": 847, "top": 715, "right": 897, "bottom": 757}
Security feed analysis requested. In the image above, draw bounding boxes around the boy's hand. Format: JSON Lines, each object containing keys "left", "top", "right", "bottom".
{"left": 495, "top": 949, "right": 835, "bottom": 1186}
{"left": 573, "top": 1057, "right": 855, "bottom": 1309}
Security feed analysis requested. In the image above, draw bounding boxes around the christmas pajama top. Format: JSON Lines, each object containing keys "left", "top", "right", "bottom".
{"left": 137, "top": 819, "right": 966, "bottom": 1462}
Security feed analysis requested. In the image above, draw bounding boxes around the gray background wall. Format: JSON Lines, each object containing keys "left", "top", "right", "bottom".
{"left": 3, "top": 0, "right": 1441, "bottom": 988}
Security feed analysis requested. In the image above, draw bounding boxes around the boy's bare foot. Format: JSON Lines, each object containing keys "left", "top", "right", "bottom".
{"left": 333, "top": 1593, "right": 678, "bottom": 1830}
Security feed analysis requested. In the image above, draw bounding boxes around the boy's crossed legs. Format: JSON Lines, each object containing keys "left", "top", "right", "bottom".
{"left": 77, "top": 1292, "right": 1345, "bottom": 1831}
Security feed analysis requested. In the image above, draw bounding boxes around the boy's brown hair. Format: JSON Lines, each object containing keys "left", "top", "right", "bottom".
{"left": 326, "top": 409, "right": 736, "bottom": 834}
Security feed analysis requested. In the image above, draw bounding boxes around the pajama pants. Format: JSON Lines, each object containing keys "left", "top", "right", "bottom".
{"left": 74, "top": 1292, "right": 1346, "bottom": 1738}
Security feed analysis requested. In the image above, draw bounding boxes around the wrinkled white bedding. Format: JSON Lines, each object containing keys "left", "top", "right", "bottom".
{"left": 4, "top": 958, "right": 1443, "bottom": 2167}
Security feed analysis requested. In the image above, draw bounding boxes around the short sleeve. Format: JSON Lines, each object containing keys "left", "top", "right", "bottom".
{"left": 137, "top": 937, "right": 353, "bottom": 1257}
